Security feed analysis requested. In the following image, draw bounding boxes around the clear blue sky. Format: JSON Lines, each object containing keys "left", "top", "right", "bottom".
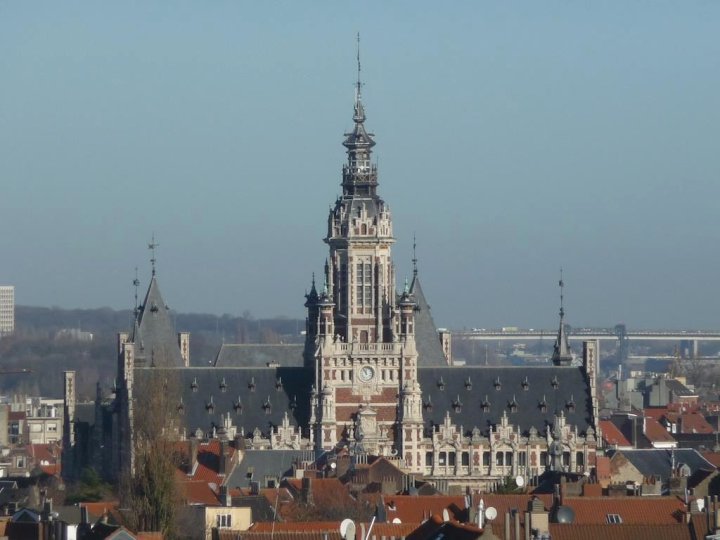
{"left": 1, "top": 2, "right": 719, "bottom": 330}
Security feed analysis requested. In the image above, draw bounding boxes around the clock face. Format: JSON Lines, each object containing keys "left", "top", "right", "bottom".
{"left": 359, "top": 365, "right": 375, "bottom": 382}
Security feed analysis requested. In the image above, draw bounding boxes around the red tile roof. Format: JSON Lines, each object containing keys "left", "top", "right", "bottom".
{"left": 548, "top": 523, "right": 692, "bottom": 540}
{"left": 222, "top": 532, "right": 341, "bottom": 540}
{"left": 384, "top": 495, "right": 465, "bottom": 523}
{"left": 643, "top": 417, "right": 676, "bottom": 444}
{"left": 701, "top": 452, "right": 720, "bottom": 468}
{"left": 180, "top": 479, "right": 220, "bottom": 506}
{"left": 679, "top": 413, "right": 714, "bottom": 434}
{"left": 560, "top": 496, "right": 686, "bottom": 525}
{"left": 599, "top": 420, "right": 632, "bottom": 447}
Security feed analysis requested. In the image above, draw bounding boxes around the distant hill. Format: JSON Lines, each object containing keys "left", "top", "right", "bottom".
{"left": 0, "top": 306, "right": 304, "bottom": 400}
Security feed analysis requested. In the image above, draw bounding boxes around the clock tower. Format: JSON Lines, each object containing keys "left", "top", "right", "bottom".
{"left": 305, "top": 53, "right": 420, "bottom": 463}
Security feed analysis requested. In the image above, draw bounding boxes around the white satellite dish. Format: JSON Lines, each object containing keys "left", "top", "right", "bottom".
{"left": 442, "top": 509, "right": 450, "bottom": 522}
{"left": 392, "top": 518, "right": 402, "bottom": 524}
{"left": 515, "top": 475, "right": 525, "bottom": 487}
{"left": 485, "top": 507, "right": 497, "bottom": 521}
{"left": 330, "top": 462, "right": 337, "bottom": 470}
{"left": 340, "top": 518, "right": 356, "bottom": 540}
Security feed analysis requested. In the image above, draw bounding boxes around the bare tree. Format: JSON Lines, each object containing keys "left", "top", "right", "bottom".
{"left": 120, "top": 367, "right": 184, "bottom": 538}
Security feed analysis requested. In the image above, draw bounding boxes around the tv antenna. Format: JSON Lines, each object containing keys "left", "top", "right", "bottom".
{"left": 148, "top": 234, "right": 159, "bottom": 276}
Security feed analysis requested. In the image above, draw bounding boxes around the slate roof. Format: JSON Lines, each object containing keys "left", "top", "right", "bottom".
{"left": 417, "top": 366, "right": 593, "bottom": 436}
{"left": 607, "top": 448, "right": 715, "bottom": 482}
{"left": 226, "top": 449, "right": 314, "bottom": 489}
{"left": 665, "top": 379, "right": 696, "bottom": 397}
{"left": 409, "top": 274, "right": 447, "bottom": 367}
{"left": 130, "top": 277, "right": 183, "bottom": 367}
{"left": 214, "top": 344, "right": 304, "bottom": 368}
{"left": 74, "top": 403, "right": 96, "bottom": 424}
{"left": 134, "top": 366, "right": 313, "bottom": 439}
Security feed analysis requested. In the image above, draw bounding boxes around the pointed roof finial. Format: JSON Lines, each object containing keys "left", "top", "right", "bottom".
{"left": 148, "top": 234, "right": 159, "bottom": 277}
{"left": 559, "top": 267, "right": 564, "bottom": 320}
{"left": 412, "top": 233, "right": 418, "bottom": 277}
{"left": 356, "top": 32, "right": 362, "bottom": 100}
{"left": 133, "top": 267, "right": 140, "bottom": 318}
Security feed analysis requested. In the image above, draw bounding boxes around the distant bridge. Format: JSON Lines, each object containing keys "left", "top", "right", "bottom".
{"left": 455, "top": 328, "right": 720, "bottom": 358}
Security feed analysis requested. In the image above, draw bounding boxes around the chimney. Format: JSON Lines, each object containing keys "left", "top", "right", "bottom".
{"left": 219, "top": 439, "right": 228, "bottom": 475}
{"left": 301, "top": 477, "right": 313, "bottom": 504}
{"left": 190, "top": 438, "right": 199, "bottom": 473}
{"left": 219, "top": 485, "right": 231, "bottom": 507}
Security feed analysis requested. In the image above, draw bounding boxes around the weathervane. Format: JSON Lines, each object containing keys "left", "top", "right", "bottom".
{"left": 132, "top": 267, "right": 140, "bottom": 317}
{"left": 355, "top": 33, "right": 362, "bottom": 98}
{"left": 559, "top": 268, "right": 565, "bottom": 320}
{"left": 412, "top": 233, "right": 418, "bottom": 277}
{"left": 148, "top": 234, "right": 159, "bottom": 277}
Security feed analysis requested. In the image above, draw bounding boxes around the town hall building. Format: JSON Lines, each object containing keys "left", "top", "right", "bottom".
{"left": 63, "top": 68, "right": 600, "bottom": 492}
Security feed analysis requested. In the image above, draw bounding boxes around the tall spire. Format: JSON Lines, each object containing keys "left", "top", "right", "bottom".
{"left": 342, "top": 34, "right": 377, "bottom": 197}
{"left": 552, "top": 269, "right": 573, "bottom": 366}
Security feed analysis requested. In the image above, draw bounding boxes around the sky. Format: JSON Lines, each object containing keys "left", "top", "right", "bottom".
{"left": 1, "top": 2, "right": 719, "bottom": 331}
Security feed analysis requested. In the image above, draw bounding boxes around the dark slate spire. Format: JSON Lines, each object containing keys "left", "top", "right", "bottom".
{"left": 551, "top": 270, "right": 573, "bottom": 366}
{"left": 342, "top": 34, "right": 378, "bottom": 198}
{"left": 409, "top": 247, "right": 447, "bottom": 366}
{"left": 131, "top": 273, "right": 184, "bottom": 367}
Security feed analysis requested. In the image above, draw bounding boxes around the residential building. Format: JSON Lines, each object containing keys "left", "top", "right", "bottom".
{"left": 0, "top": 286, "right": 14, "bottom": 336}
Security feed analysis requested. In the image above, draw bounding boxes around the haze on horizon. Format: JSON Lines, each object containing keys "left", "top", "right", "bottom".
{"left": 1, "top": 2, "right": 718, "bottom": 332}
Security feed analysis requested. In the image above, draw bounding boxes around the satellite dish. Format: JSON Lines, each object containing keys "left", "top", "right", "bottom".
{"left": 330, "top": 462, "right": 337, "bottom": 470}
{"left": 442, "top": 509, "right": 450, "bottom": 522}
{"left": 555, "top": 506, "right": 575, "bottom": 524}
{"left": 485, "top": 507, "right": 497, "bottom": 521}
{"left": 515, "top": 475, "right": 525, "bottom": 487}
{"left": 392, "top": 518, "right": 402, "bottom": 524}
{"left": 340, "top": 518, "right": 356, "bottom": 540}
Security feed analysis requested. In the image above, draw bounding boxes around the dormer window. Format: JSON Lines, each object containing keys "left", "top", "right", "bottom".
{"left": 275, "top": 377, "right": 283, "bottom": 391}
{"left": 464, "top": 377, "right": 472, "bottom": 391}
{"left": 481, "top": 395, "right": 491, "bottom": 413}
{"left": 289, "top": 395, "right": 298, "bottom": 410}
{"left": 452, "top": 395, "right": 463, "bottom": 414}
{"left": 494, "top": 377, "right": 501, "bottom": 391}
{"left": 206, "top": 397, "right": 215, "bottom": 414}
{"left": 150, "top": 302, "right": 159, "bottom": 313}
{"left": 263, "top": 396, "right": 272, "bottom": 415}
{"left": 233, "top": 397, "right": 243, "bottom": 414}
{"left": 508, "top": 395, "right": 518, "bottom": 413}
{"left": 437, "top": 377, "right": 445, "bottom": 391}
{"left": 219, "top": 377, "right": 227, "bottom": 392}
{"left": 539, "top": 395, "right": 548, "bottom": 413}
{"left": 248, "top": 377, "right": 256, "bottom": 392}
{"left": 521, "top": 377, "right": 529, "bottom": 391}
{"left": 551, "top": 376, "right": 559, "bottom": 390}
{"left": 424, "top": 396, "right": 433, "bottom": 412}
{"left": 566, "top": 395, "right": 576, "bottom": 413}
{"left": 177, "top": 398, "right": 184, "bottom": 413}
{"left": 190, "top": 378, "right": 198, "bottom": 393}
